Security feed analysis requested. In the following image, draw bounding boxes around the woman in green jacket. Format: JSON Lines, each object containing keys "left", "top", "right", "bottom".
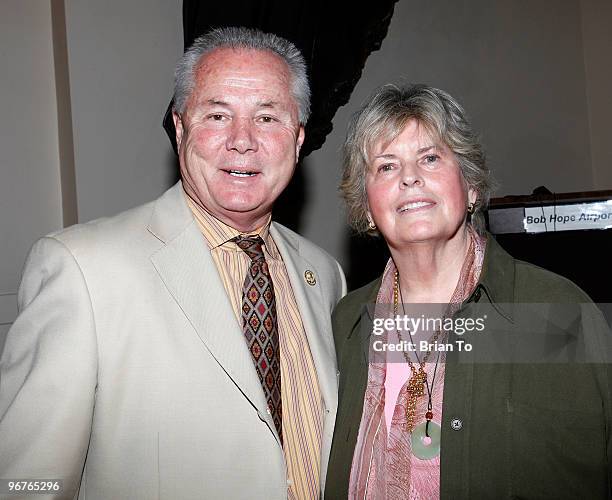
{"left": 325, "top": 84, "right": 611, "bottom": 499}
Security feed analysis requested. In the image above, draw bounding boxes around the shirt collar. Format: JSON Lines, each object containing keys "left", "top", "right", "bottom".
{"left": 184, "top": 192, "right": 279, "bottom": 260}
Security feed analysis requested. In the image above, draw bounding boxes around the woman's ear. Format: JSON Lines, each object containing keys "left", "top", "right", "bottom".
{"left": 468, "top": 187, "right": 478, "bottom": 206}
{"left": 366, "top": 211, "right": 377, "bottom": 231}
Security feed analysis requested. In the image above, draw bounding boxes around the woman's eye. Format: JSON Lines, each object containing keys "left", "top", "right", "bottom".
{"left": 423, "top": 154, "right": 440, "bottom": 164}
{"left": 378, "top": 163, "right": 394, "bottom": 172}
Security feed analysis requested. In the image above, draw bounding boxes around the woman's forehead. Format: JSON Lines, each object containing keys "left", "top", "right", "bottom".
{"left": 367, "top": 118, "right": 441, "bottom": 158}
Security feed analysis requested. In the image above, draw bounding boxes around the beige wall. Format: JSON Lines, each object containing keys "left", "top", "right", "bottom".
{"left": 0, "top": 1, "right": 63, "bottom": 346}
{"left": 580, "top": 0, "right": 612, "bottom": 190}
{"left": 0, "top": 0, "right": 182, "bottom": 352}
{"left": 302, "top": 0, "right": 610, "bottom": 266}
{"left": 64, "top": 0, "right": 182, "bottom": 222}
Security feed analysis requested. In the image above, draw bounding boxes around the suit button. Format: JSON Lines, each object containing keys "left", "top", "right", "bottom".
{"left": 450, "top": 418, "right": 463, "bottom": 431}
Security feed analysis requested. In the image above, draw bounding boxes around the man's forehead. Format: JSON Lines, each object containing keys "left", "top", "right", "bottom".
{"left": 194, "top": 47, "right": 290, "bottom": 82}
{"left": 191, "top": 80, "right": 292, "bottom": 108}
{"left": 187, "top": 47, "right": 295, "bottom": 110}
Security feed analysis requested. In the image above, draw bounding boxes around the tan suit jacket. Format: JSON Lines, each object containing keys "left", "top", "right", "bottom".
{"left": 0, "top": 182, "right": 346, "bottom": 499}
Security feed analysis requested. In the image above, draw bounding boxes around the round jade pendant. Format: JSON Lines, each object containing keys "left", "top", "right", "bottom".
{"left": 411, "top": 420, "right": 441, "bottom": 460}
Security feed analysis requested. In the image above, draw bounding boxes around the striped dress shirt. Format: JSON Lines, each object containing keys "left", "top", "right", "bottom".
{"left": 186, "top": 194, "right": 324, "bottom": 500}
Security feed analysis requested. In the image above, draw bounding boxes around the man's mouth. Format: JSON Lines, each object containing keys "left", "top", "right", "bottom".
{"left": 224, "top": 169, "right": 258, "bottom": 177}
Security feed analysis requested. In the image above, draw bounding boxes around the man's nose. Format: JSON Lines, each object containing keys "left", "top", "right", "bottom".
{"left": 226, "top": 118, "right": 258, "bottom": 153}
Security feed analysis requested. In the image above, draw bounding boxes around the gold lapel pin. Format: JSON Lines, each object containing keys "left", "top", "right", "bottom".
{"left": 304, "top": 270, "right": 316, "bottom": 286}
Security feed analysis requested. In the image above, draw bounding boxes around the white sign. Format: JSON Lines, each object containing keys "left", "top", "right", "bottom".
{"left": 523, "top": 201, "right": 612, "bottom": 233}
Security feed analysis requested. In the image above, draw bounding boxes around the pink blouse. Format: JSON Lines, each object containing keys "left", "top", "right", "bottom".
{"left": 349, "top": 230, "right": 485, "bottom": 499}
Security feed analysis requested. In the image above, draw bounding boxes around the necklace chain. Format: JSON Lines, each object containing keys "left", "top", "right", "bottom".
{"left": 393, "top": 269, "right": 444, "bottom": 432}
{"left": 391, "top": 230, "right": 479, "bottom": 435}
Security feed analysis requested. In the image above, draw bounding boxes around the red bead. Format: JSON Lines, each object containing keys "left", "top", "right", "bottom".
{"left": 425, "top": 411, "right": 434, "bottom": 420}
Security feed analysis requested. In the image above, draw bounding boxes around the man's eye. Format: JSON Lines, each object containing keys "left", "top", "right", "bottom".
{"left": 257, "top": 116, "right": 276, "bottom": 123}
{"left": 207, "top": 114, "right": 225, "bottom": 121}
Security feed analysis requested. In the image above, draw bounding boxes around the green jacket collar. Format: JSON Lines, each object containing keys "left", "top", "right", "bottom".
{"left": 469, "top": 234, "right": 515, "bottom": 321}
{"left": 360, "top": 233, "right": 516, "bottom": 321}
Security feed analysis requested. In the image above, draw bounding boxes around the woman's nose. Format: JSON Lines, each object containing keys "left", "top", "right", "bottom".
{"left": 399, "top": 164, "right": 423, "bottom": 188}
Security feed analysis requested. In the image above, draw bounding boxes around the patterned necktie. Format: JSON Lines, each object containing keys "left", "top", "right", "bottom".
{"left": 234, "top": 235, "right": 282, "bottom": 442}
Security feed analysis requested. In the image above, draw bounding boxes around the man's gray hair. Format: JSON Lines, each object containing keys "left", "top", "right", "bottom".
{"left": 341, "top": 83, "right": 495, "bottom": 235}
{"left": 173, "top": 26, "right": 311, "bottom": 125}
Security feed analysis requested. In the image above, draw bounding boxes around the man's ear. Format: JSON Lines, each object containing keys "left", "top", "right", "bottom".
{"left": 173, "top": 111, "right": 184, "bottom": 151}
{"left": 295, "top": 125, "right": 305, "bottom": 158}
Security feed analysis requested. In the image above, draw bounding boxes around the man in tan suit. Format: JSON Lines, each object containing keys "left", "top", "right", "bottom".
{"left": 0, "top": 27, "right": 345, "bottom": 499}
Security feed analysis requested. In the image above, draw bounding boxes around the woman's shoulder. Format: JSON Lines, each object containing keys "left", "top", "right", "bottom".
{"left": 332, "top": 277, "right": 382, "bottom": 337}
{"left": 334, "top": 277, "right": 381, "bottom": 315}
{"left": 484, "top": 234, "right": 594, "bottom": 303}
{"left": 513, "top": 258, "right": 593, "bottom": 303}
{"left": 331, "top": 277, "right": 382, "bottom": 353}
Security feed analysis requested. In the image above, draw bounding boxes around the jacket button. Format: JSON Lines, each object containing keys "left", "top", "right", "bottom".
{"left": 450, "top": 418, "right": 463, "bottom": 431}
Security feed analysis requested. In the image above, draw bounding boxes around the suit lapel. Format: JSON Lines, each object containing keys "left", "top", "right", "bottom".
{"left": 270, "top": 224, "right": 338, "bottom": 414}
{"left": 147, "top": 183, "right": 272, "bottom": 426}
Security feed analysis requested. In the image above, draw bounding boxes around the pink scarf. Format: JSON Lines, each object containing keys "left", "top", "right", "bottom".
{"left": 348, "top": 229, "right": 486, "bottom": 499}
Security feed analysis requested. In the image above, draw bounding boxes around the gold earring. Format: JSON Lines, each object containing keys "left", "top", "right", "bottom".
{"left": 367, "top": 216, "right": 377, "bottom": 231}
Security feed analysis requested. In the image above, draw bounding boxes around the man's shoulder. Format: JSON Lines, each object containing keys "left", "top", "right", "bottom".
{"left": 270, "top": 222, "right": 347, "bottom": 304}
{"left": 44, "top": 183, "right": 188, "bottom": 259}
{"left": 271, "top": 222, "right": 340, "bottom": 269}
{"left": 47, "top": 198, "right": 158, "bottom": 256}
